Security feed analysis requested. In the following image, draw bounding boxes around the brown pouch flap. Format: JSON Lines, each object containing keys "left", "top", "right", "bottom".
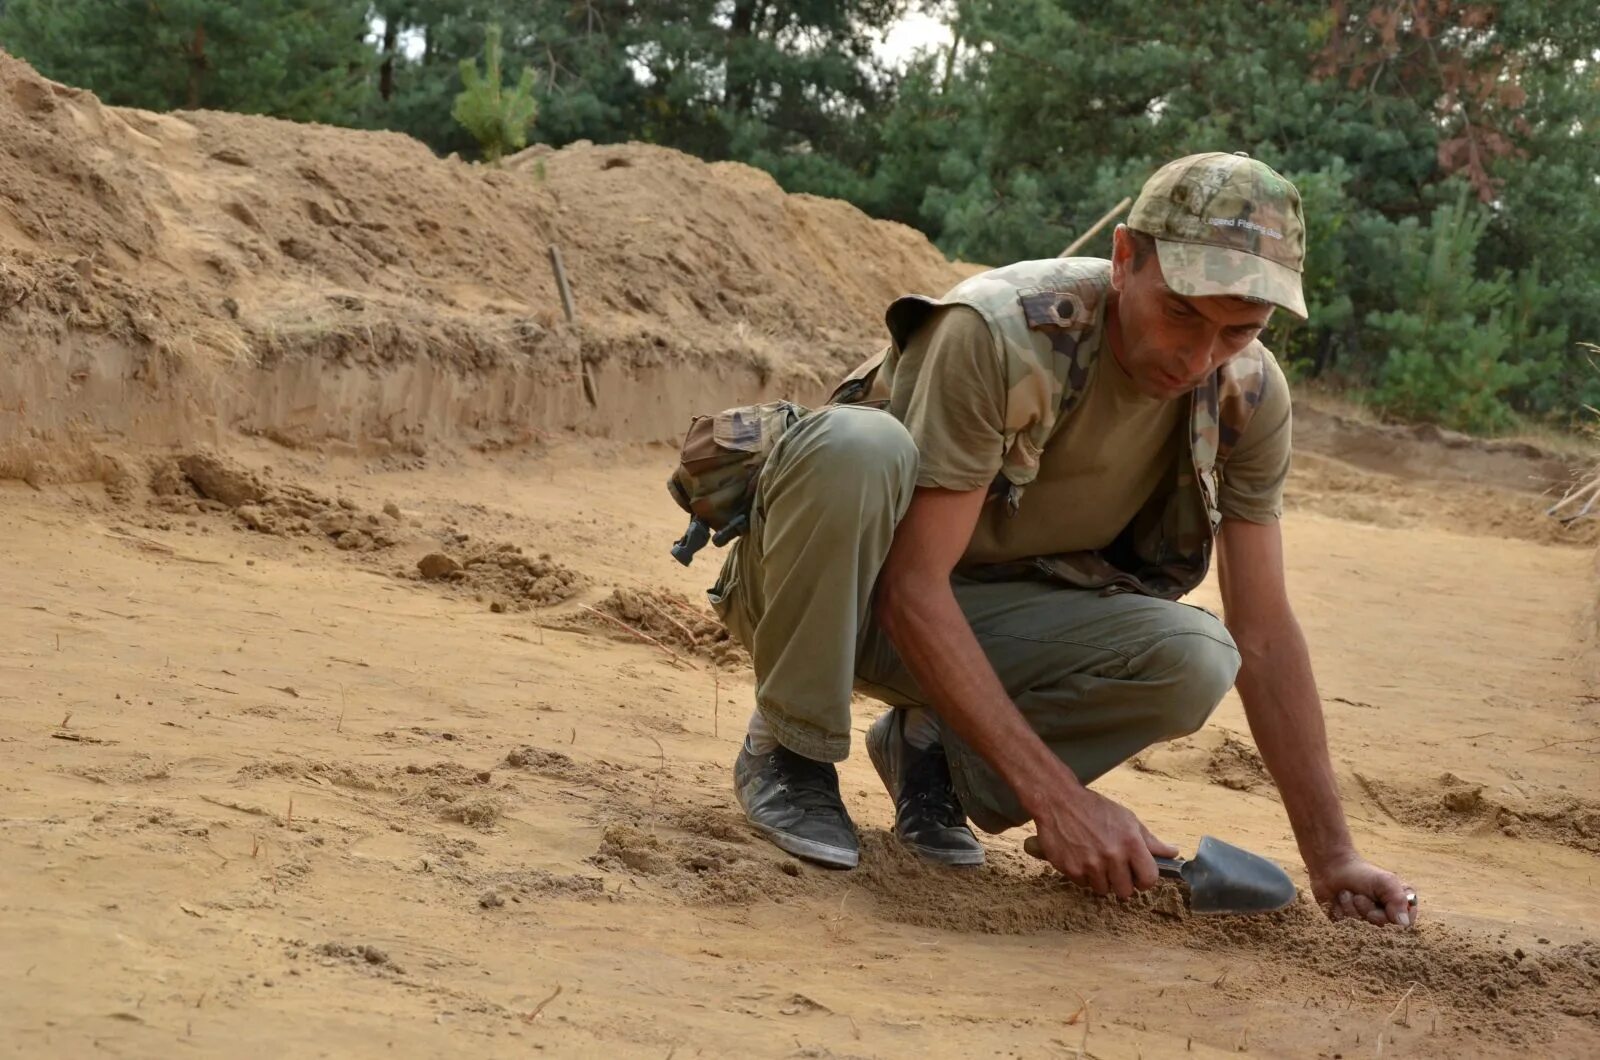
{"left": 1018, "top": 287, "right": 1094, "bottom": 330}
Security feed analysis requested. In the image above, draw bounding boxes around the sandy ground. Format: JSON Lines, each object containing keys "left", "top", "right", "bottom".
{"left": 2, "top": 439, "right": 1597, "bottom": 1060}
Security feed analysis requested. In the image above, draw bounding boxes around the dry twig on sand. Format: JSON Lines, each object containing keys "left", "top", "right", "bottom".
{"left": 522, "top": 984, "right": 563, "bottom": 1023}
{"left": 579, "top": 605, "right": 695, "bottom": 669}
{"left": 1373, "top": 982, "right": 1420, "bottom": 1058}
{"left": 640, "top": 730, "right": 667, "bottom": 830}
{"left": 658, "top": 593, "right": 715, "bottom": 624}
{"left": 1547, "top": 475, "right": 1600, "bottom": 523}
{"left": 1549, "top": 344, "right": 1600, "bottom": 524}
{"left": 639, "top": 595, "right": 699, "bottom": 647}
{"left": 1066, "top": 988, "right": 1093, "bottom": 1058}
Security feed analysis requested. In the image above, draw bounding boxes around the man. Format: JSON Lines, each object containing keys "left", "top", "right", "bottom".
{"left": 707, "top": 152, "right": 1416, "bottom": 927}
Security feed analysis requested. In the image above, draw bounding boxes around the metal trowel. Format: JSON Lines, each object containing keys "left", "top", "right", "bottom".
{"left": 1023, "top": 834, "right": 1298, "bottom": 916}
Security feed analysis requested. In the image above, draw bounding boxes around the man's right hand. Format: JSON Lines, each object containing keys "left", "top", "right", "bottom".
{"left": 875, "top": 483, "right": 1179, "bottom": 902}
{"left": 1027, "top": 786, "right": 1179, "bottom": 899}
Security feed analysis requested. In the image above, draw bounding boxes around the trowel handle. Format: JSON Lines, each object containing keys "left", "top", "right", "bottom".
{"left": 1023, "top": 836, "right": 1188, "bottom": 880}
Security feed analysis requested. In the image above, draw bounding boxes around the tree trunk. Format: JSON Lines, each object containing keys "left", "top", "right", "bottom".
{"left": 726, "top": 0, "right": 758, "bottom": 111}
{"left": 185, "top": 22, "right": 207, "bottom": 109}
{"left": 379, "top": 13, "right": 399, "bottom": 101}
{"left": 941, "top": 30, "right": 962, "bottom": 95}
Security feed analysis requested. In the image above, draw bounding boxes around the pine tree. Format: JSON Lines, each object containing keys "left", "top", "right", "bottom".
{"left": 449, "top": 23, "right": 537, "bottom": 163}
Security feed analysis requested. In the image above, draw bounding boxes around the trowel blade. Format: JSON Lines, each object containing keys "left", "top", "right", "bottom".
{"left": 1181, "top": 835, "right": 1297, "bottom": 915}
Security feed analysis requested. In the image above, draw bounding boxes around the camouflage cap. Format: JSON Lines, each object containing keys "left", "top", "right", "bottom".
{"left": 1127, "top": 152, "right": 1308, "bottom": 320}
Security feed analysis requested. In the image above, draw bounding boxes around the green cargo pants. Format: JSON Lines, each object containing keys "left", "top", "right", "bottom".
{"left": 708, "top": 405, "right": 1241, "bottom": 834}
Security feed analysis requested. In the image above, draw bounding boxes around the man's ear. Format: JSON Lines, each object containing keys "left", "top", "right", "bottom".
{"left": 1109, "top": 224, "right": 1132, "bottom": 292}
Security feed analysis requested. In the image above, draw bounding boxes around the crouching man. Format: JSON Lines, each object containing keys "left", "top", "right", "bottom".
{"left": 708, "top": 152, "right": 1415, "bottom": 927}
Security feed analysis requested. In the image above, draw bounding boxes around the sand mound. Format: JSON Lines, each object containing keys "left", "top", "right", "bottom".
{"left": 134, "top": 450, "right": 412, "bottom": 552}
{"left": 1295, "top": 403, "right": 1585, "bottom": 496}
{"left": 504, "top": 143, "right": 964, "bottom": 345}
{"left": 1353, "top": 771, "right": 1600, "bottom": 856}
{"left": 592, "top": 820, "right": 807, "bottom": 905}
{"left": 1203, "top": 733, "right": 1273, "bottom": 793}
{"left": 412, "top": 543, "right": 586, "bottom": 611}
{"left": 108, "top": 447, "right": 590, "bottom": 612}
{"left": 1129, "top": 729, "right": 1280, "bottom": 800}
{"left": 0, "top": 49, "right": 966, "bottom": 480}
{"left": 0, "top": 49, "right": 960, "bottom": 480}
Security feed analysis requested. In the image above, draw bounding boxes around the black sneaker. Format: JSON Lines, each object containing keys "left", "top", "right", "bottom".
{"left": 866, "top": 709, "right": 985, "bottom": 866}
{"left": 734, "top": 742, "right": 859, "bottom": 869}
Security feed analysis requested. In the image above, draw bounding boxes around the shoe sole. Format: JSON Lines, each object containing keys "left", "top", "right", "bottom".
{"left": 746, "top": 821, "right": 859, "bottom": 870}
{"left": 866, "top": 713, "right": 986, "bottom": 868}
{"left": 904, "top": 838, "right": 987, "bottom": 867}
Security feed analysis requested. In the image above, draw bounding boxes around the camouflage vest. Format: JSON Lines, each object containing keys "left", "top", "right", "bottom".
{"left": 830, "top": 258, "right": 1271, "bottom": 601}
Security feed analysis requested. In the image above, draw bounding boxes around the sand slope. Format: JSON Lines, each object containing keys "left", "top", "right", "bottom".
{"left": 0, "top": 48, "right": 966, "bottom": 483}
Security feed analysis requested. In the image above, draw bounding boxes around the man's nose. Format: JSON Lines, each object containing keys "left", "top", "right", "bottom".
{"left": 1181, "top": 333, "right": 1220, "bottom": 375}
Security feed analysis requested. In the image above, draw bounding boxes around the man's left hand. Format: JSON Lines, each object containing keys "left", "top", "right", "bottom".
{"left": 1310, "top": 853, "right": 1416, "bottom": 928}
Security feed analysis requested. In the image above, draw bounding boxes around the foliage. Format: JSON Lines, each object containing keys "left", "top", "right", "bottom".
{"left": 450, "top": 23, "right": 536, "bottom": 162}
{"left": 0, "top": 0, "right": 371, "bottom": 122}
{"left": 362, "top": 0, "right": 906, "bottom": 184}
{"left": 1363, "top": 191, "right": 1531, "bottom": 432}
{"left": 879, "top": 0, "right": 1599, "bottom": 431}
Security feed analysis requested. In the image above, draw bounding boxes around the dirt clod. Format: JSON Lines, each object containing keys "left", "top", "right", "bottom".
{"left": 417, "top": 553, "right": 460, "bottom": 580}
{"left": 179, "top": 454, "right": 266, "bottom": 508}
{"left": 1207, "top": 733, "right": 1272, "bottom": 794}
{"left": 335, "top": 530, "right": 370, "bottom": 551}
{"left": 314, "top": 942, "right": 404, "bottom": 974}
{"left": 444, "top": 546, "right": 584, "bottom": 609}
{"left": 235, "top": 504, "right": 272, "bottom": 532}
{"left": 584, "top": 587, "right": 747, "bottom": 667}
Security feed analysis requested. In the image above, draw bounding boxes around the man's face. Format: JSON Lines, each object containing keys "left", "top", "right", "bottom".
{"left": 1109, "top": 227, "right": 1274, "bottom": 401}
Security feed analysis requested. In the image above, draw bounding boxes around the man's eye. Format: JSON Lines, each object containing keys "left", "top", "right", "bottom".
{"left": 1229, "top": 325, "right": 1261, "bottom": 339}
{"left": 1167, "top": 302, "right": 1195, "bottom": 318}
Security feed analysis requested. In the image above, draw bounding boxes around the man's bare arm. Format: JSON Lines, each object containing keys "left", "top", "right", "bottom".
{"left": 875, "top": 485, "right": 1177, "bottom": 899}
{"left": 1217, "top": 517, "right": 1416, "bottom": 926}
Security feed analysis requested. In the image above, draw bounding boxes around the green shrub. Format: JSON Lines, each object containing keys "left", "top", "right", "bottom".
{"left": 1363, "top": 190, "right": 1535, "bottom": 433}
{"left": 451, "top": 25, "right": 538, "bottom": 163}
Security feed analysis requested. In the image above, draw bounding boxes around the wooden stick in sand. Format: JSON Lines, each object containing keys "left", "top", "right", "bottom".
{"left": 1547, "top": 475, "right": 1600, "bottom": 522}
{"left": 548, "top": 245, "right": 576, "bottom": 324}
{"left": 1059, "top": 195, "right": 1132, "bottom": 258}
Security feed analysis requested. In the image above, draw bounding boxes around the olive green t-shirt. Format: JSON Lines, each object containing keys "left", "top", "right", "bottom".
{"left": 890, "top": 304, "right": 1292, "bottom": 566}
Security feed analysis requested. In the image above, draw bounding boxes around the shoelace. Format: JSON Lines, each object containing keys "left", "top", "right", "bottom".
{"left": 902, "top": 751, "right": 964, "bottom": 827}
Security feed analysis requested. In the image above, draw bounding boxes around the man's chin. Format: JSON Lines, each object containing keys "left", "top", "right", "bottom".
{"left": 1150, "top": 370, "right": 1197, "bottom": 399}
